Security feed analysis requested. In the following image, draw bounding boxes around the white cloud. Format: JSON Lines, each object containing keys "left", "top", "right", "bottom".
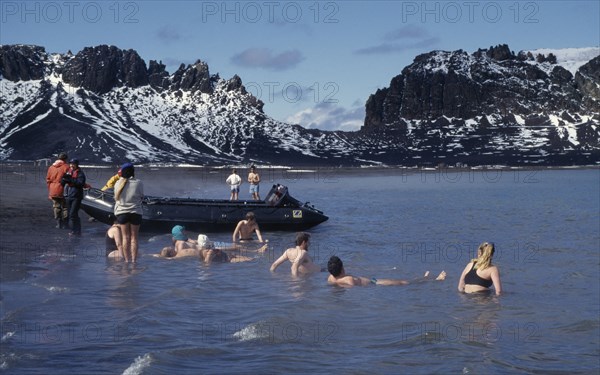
{"left": 285, "top": 102, "right": 365, "bottom": 131}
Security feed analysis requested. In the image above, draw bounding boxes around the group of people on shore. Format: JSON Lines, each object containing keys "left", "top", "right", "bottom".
{"left": 46, "top": 154, "right": 501, "bottom": 293}
{"left": 46, "top": 153, "right": 144, "bottom": 262}
{"left": 45, "top": 152, "right": 88, "bottom": 235}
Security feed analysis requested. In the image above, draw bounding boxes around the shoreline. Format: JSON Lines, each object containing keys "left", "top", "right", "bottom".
{"left": 2, "top": 161, "right": 599, "bottom": 172}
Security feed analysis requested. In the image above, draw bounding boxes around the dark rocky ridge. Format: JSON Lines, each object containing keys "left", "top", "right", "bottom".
{"left": 362, "top": 44, "right": 597, "bottom": 131}
{"left": 0, "top": 43, "right": 598, "bottom": 166}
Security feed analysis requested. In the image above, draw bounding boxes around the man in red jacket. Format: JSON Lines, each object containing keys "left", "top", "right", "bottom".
{"left": 46, "top": 152, "right": 70, "bottom": 228}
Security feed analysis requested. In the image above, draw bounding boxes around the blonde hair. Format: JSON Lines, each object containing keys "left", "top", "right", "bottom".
{"left": 472, "top": 242, "right": 495, "bottom": 270}
{"left": 114, "top": 178, "right": 127, "bottom": 201}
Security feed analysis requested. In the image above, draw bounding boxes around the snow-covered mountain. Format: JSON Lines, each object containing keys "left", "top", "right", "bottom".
{"left": 362, "top": 44, "right": 599, "bottom": 166}
{"left": 526, "top": 47, "right": 600, "bottom": 75}
{"left": 1, "top": 44, "right": 598, "bottom": 166}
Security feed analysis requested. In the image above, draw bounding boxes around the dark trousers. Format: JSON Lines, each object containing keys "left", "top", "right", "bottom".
{"left": 67, "top": 198, "right": 82, "bottom": 234}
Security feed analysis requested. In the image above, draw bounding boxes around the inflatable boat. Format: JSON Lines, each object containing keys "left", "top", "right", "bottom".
{"left": 81, "top": 184, "right": 328, "bottom": 232}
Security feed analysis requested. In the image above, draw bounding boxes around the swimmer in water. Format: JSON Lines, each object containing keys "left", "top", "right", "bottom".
{"left": 232, "top": 212, "right": 265, "bottom": 243}
{"left": 269, "top": 232, "right": 320, "bottom": 276}
{"left": 326, "top": 256, "right": 446, "bottom": 287}
{"left": 106, "top": 220, "right": 124, "bottom": 260}
{"left": 157, "top": 229, "right": 252, "bottom": 263}
{"left": 458, "top": 242, "right": 502, "bottom": 295}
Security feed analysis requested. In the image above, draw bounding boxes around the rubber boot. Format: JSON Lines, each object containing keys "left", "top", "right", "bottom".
{"left": 55, "top": 218, "right": 61, "bottom": 229}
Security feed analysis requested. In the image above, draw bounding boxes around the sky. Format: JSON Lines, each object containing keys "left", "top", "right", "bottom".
{"left": 1, "top": 0, "right": 599, "bottom": 131}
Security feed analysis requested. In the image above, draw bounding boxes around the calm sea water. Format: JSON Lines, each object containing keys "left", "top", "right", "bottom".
{"left": 1, "top": 167, "right": 599, "bottom": 374}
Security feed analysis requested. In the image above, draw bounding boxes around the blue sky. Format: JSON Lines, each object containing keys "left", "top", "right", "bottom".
{"left": 1, "top": 1, "right": 599, "bottom": 131}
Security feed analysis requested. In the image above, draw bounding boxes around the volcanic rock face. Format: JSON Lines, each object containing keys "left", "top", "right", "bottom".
{"left": 359, "top": 44, "right": 599, "bottom": 165}
{"left": 362, "top": 45, "right": 598, "bottom": 127}
{"left": 0, "top": 43, "right": 598, "bottom": 166}
{"left": 0, "top": 45, "right": 46, "bottom": 81}
{"left": 60, "top": 45, "right": 149, "bottom": 94}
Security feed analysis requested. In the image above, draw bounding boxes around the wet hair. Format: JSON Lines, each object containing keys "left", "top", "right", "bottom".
{"left": 295, "top": 232, "right": 311, "bottom": 246}
{"left": 327, "top": 256, "right": 343, "bottom": 277}
{"left": 473, "top": 242, "right": 495, "bottom": 270}
{"left": 245, "top": 212, "right": 255, "bottom": 222}
{"left": 160, "top": 247, "right": 176, "bottom": 258}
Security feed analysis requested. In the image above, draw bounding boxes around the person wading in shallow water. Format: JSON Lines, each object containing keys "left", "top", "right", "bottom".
{"left": 113, "top": 163, "right": 144, "bottom": 263}
{"left": 270, "top": 232, "right": 320, "bottom": 276}
{"left": 458, "top": 242, "right": 502, "bottom": 296}
{"left": 46, "top": 152, "right": 70, "bottom": 229}
{"left": 232, "top": 212, "right": 265, "bottom": 243}
{"left": 62, "top": 158, "right": 86, "bottom": 236}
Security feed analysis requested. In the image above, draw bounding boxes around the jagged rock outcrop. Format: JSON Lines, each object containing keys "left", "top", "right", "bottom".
{"left": 575, "top": 56, "right": 600, "bottom": 111}
{"left": 61, "top": 45, "right": 148, "bottom": 94}
{"left": 363, "top": 44, "right": 599, "bottom": 131}
{"left": 0, "top": 45, "right": 46, "bottom": 81}
{"left": 0, "top": 43, "right": 598, "bottom": 166}
{"left": 148, "top": 60, "right": 170, "bottom": 90}
{"left": 169, "top": 60, "right": 212, "bottom": 94}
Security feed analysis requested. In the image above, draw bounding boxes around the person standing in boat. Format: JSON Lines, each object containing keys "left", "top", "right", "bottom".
{"left": 226, "top": 168, "right": 242, "bottom": 200}
{"left": 113, "top": 163, "right": 144, "bottom": 263}
{"left": 247, "top": 165, "right": 261, "bottom": 200}
{"left": 232, "top": 212, "right": 265, "bottom": 243}
{"left": 46, "top": 152, "right": 70, "bottom": 229}
{"left": 326, "top": 256, "right": 446, "bottom": 287}
{"left": 61, "top": 158, "right": 86, "bottom": 236}
{"left": 270, "top": 232, "right": 320, "bottom": 276}
{"left": 458, "top": 242, "right": 502, "bottom": 296}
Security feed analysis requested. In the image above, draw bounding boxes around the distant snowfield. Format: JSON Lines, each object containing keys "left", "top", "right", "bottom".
{"left": 527, "top": 47, "right": 600, "bottom": 75}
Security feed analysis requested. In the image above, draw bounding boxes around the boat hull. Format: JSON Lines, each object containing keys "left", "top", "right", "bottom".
{"left": 81, "top": 186, "right": 328, "bottom": 232}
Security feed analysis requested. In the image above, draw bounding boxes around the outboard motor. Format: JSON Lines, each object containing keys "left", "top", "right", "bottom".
{"left": 266, "top": 184, "right": 288, "bottom": 206}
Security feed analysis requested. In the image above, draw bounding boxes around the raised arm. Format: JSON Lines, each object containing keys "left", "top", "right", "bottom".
{"left": 101, "top": 174, "right": 120, "bottom": 191}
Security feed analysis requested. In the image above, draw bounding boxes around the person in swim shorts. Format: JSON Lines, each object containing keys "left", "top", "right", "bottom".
{"left": 226, "top": 168, "right": 242, "bottom": 201}
{"left": 247, "top": 165, "right": 261, "bottom": 200}
{"left": 326, "top": 256, "right": 446, "bottom": 287}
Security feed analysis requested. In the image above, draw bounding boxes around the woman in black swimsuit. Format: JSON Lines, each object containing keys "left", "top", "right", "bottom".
{"left": 458, "top": 242, "right": 502, "bottom": 295}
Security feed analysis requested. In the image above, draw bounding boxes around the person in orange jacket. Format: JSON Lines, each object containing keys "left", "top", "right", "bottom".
{"left": 46, "top": 152, "right": 70, "bottom": 228}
